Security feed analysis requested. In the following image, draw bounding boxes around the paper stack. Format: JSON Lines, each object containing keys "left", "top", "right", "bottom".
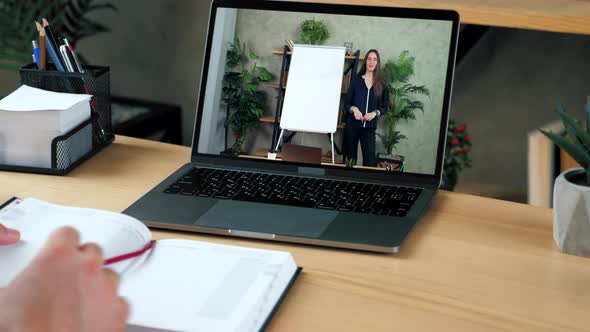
{"left": 0, "top": 85, "right": 92, "bottom": 168}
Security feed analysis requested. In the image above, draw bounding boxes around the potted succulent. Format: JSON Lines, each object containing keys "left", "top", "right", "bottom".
{"left": 377, "top": 50, "right": 430, "bottom": 168}
{"left": 222, "top": 37, "right": 272, "bottom": 155}
{"left": 298, "top": 18, "right": 330, "bottom": 45}
{"left": 441, "top": 119, "right": 472, "bottom": 190}
{"left": 539, "top": 97, "right": 590, "bottom": 256}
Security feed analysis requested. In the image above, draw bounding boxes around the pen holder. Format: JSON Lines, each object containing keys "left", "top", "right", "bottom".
{"left": 0, "top": 63, "right": 114, "bottom": 175}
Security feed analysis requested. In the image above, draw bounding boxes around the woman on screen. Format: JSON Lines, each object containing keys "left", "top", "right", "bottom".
{"left": 343, "top": 49, "right": 389, "bottom": 167}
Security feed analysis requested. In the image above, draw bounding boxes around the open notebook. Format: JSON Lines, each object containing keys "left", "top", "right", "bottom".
{"left": 0, "top": 198, "right": 300, "bottom": 332}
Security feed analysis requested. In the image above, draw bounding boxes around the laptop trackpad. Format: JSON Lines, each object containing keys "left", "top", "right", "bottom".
{"left": 194, "top": 200, "right": 336, "bottom": 238}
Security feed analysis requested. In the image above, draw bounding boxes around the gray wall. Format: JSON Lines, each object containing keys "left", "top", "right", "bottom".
{"left": 198, "top": 8, "right": 237, "bottom": 154}
{"left": 230, "top": 9, "right": 453, "bottom": 174}
{"left": 0, "top": 0, "right": 212, "bottom": 146}
{"left": 452, "top": 28, "right": 590, "bottom": 201}
{"left": 3, "top": 2, "right": 588, "bottom": 204}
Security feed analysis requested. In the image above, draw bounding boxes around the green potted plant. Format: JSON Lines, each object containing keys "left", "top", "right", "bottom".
{"left": 539, "top": 97, "right": 590, "bottom": 256}
{"left": 344, "top": 156, "right": 356, "bottom": 168}
{"left": 377, "top": 50, "right": 430, "bottom": 167}
{"left": 0, "top": 0, "right": 116, "bottom": 70}
{"left": 222, "top": 37, "right": 272, "bottom": 155}
{"left": 442, "top": 119, "right": 472, "bottom": 190}
{"left": 298, "top": 18, "right": 330, "bottom": 45}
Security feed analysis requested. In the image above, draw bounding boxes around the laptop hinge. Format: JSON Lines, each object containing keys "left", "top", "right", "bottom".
{"left": 297, "top": 167, "right": 325, "bottom": 177}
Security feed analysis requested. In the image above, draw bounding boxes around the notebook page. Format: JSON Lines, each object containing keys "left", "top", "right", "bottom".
{"left": 247, "top": 253, "right": 298, "bottom": 332}
{"left": 0, "top": 198, "right": 152, "bottom": 286}
{"left": 121, "top": 239, "right": 296, "bottom": 332}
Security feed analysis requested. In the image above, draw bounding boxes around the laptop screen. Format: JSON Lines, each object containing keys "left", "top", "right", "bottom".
{"left": 194, "top": 1, "right": 457, "bottom": 178}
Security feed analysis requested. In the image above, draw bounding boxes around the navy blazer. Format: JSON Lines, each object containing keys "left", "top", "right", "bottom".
{"left": 344, "top": 75, "right": 389, "bottom": 129}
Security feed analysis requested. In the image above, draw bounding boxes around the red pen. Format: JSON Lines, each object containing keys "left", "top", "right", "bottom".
{"left": 104, "top": 240, "right": 156, "bottom": 266}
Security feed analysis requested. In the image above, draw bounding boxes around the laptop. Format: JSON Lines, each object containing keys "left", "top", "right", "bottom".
{"left": 124, "top": 0, "right": 460, "bottom": 253}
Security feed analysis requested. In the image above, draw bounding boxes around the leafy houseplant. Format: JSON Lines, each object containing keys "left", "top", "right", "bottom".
{"left": 222, "top": 38, "right": 272, "bottom": 155}
{"left": 442, "top": 119, "right": 472, "bottom": 190}
{"left": 0, "top": 0, "right": 116, "bottom": 70}
{"left": 377, "top": 50, "right": 430, "bottom": 165}
{"left": 344, "top": 157, "right": 356, "bottom": 168}
{"left": 539, "top": 97, "right": 590, "bottom": 256}
{"left": 299, "top": 19, "right": 330, "bottom": 45}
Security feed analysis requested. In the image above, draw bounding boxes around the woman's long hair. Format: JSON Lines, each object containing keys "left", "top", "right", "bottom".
{"left": 358, "top": 49, "right": 385, "bottom": 98}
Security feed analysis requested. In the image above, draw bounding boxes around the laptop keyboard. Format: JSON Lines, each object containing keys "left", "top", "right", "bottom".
{"left": 163, "top": 167, "right": 422, "bottom": 217}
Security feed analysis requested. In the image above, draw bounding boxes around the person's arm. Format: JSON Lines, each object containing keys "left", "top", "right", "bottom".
{"left": 0, "top": 227, "right": 128, "bottom": 332}
{"left": 363, "top": 84, "right": 389, "bottom": 122}
{"left": 344, "top": 77, "right": 355, "bottom": 113}
{"left": 345, "top": 78, "right": 363, "bottom": 121}
{"left": 0, "top": 224, "right": 19, "bottom": 245}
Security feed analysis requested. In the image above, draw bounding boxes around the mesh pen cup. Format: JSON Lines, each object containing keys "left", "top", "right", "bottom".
{"left": 0, "top": 63, "right": 114, "bottom": 175}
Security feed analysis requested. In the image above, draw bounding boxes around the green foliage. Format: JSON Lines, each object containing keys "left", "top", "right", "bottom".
{"left": 222, "top": 37, "right": 272, "bottom": 155}
{"left": 225, "top": 40, "right": 241, "bottom": 68}
{"left": 539, "top": 97, "right": 590, "bottom": 185}
{"left": 0, "top": 0, "right": 116, "bottom": 70}
{"left": 380, "top": 50, "right": 430, "bottom": 154}
{"left": 383, "top": 51, "right": 414, "bottom": 84}
{"left": 344, "top": 157, "right": 356, "bottom": 168}
{"left": 377, "top": 127, "right": 407, "bottom": 155}
{"left": 299, "top": 18, "right": 330, "bottom": 45}
{"left": 443, "top": 119, "right": 472, "bottom": 188}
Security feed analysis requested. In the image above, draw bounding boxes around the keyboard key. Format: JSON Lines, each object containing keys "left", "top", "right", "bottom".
{"left": 164, "top": 186, "right": 181, "bottom": 194}
{"left": 213, "top": 191, "right": 231, "bottom": 199}
{"left": 354, "top": 206, "right": 372, "bottom": 214}
{"left": 372, "top": 208, "right": 391, "bottom": 216}
{"left": 317, "top": 199, "right": 337, "bottom": 210}
{"left": 390, "top": 209, "right": 408, "bottom": 217}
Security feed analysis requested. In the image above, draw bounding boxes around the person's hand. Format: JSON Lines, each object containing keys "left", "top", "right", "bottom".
{"left": 0, "top": 227, "right": 128, "bottom": 332}
{"left": 0, "top": 224, "right": 20, "bottom": 245}
{"left": 351, "top": 107, "right": 363, "bottom": 121}
{"left": 363, "top": 111, "right": 377, "bottom": 122}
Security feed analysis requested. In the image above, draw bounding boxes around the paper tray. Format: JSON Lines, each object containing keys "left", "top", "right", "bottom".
{"left": 0, "top": 117, "right": 114, "bottom": 175}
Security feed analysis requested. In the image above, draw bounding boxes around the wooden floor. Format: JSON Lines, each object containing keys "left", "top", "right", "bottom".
{"left": 307, "top": 0, "right": 590, "bottom": 35}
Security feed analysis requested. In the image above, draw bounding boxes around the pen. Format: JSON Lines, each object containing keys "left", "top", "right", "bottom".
{"left": 59, "top": 44, "right": 75, "bottom": 72}
{"left": 103, "top": 240, "right": 156, "bottom": 266}
{"left": 42, "top": 18, "right": 67, "bottom": 68}
{"left": 63, "top": 38, "right": 84, "bottom": 73}
{"left": 32, "top": 40, "right": 40, "bottom": 69}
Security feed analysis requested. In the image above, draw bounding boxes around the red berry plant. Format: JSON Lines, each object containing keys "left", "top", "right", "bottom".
{"left": 442, "top": 119, "right": 472, "bottom": 190}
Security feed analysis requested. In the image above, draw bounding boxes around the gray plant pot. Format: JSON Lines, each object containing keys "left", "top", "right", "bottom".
{"left": 553, "top": 168, "right": 590, "bottom": 256}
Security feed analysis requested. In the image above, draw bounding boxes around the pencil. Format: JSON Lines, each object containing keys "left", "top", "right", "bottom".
{"left": 35, "top": 21, "right": 47, "bottom": 70}
{"left": 42, "top": 18, "right": 66, "bottom": 68}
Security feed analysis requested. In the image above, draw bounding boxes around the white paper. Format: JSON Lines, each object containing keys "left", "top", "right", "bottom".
{"left": 0, "top": 85, "right": 92, "bottom": 112}
{"left": 280, "top": 45, "right": 345, "bottom": 134}
{"left": 0, "top": 85, "right": 92, "bottom": 167}
{"left": 0, "top": 198, "right": 152, "bottom": 285}
{"left": 121, "top": 239, "right": 297, "bottom": 332}
{"left": 0, "top": 198, "right": 298, "bottom": 332}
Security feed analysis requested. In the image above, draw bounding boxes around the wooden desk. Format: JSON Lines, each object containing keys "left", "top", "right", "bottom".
{"left": 308, "top": 0, "right": 590, "bottom": 35}
{"left": 1, "top": 136, "right": 588, "bottom": 332}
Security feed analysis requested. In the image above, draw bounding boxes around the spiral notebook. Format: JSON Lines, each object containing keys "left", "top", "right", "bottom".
{"left": 0, "top": 198, "right": 300, "bottom": 332}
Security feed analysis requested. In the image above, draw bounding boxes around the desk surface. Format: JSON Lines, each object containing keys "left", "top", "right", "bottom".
{"left": 308, "top": 0, "right": 590, "bottom": 35}
{"left": 2, "top": 136, "right": 589, "bottom": 332}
